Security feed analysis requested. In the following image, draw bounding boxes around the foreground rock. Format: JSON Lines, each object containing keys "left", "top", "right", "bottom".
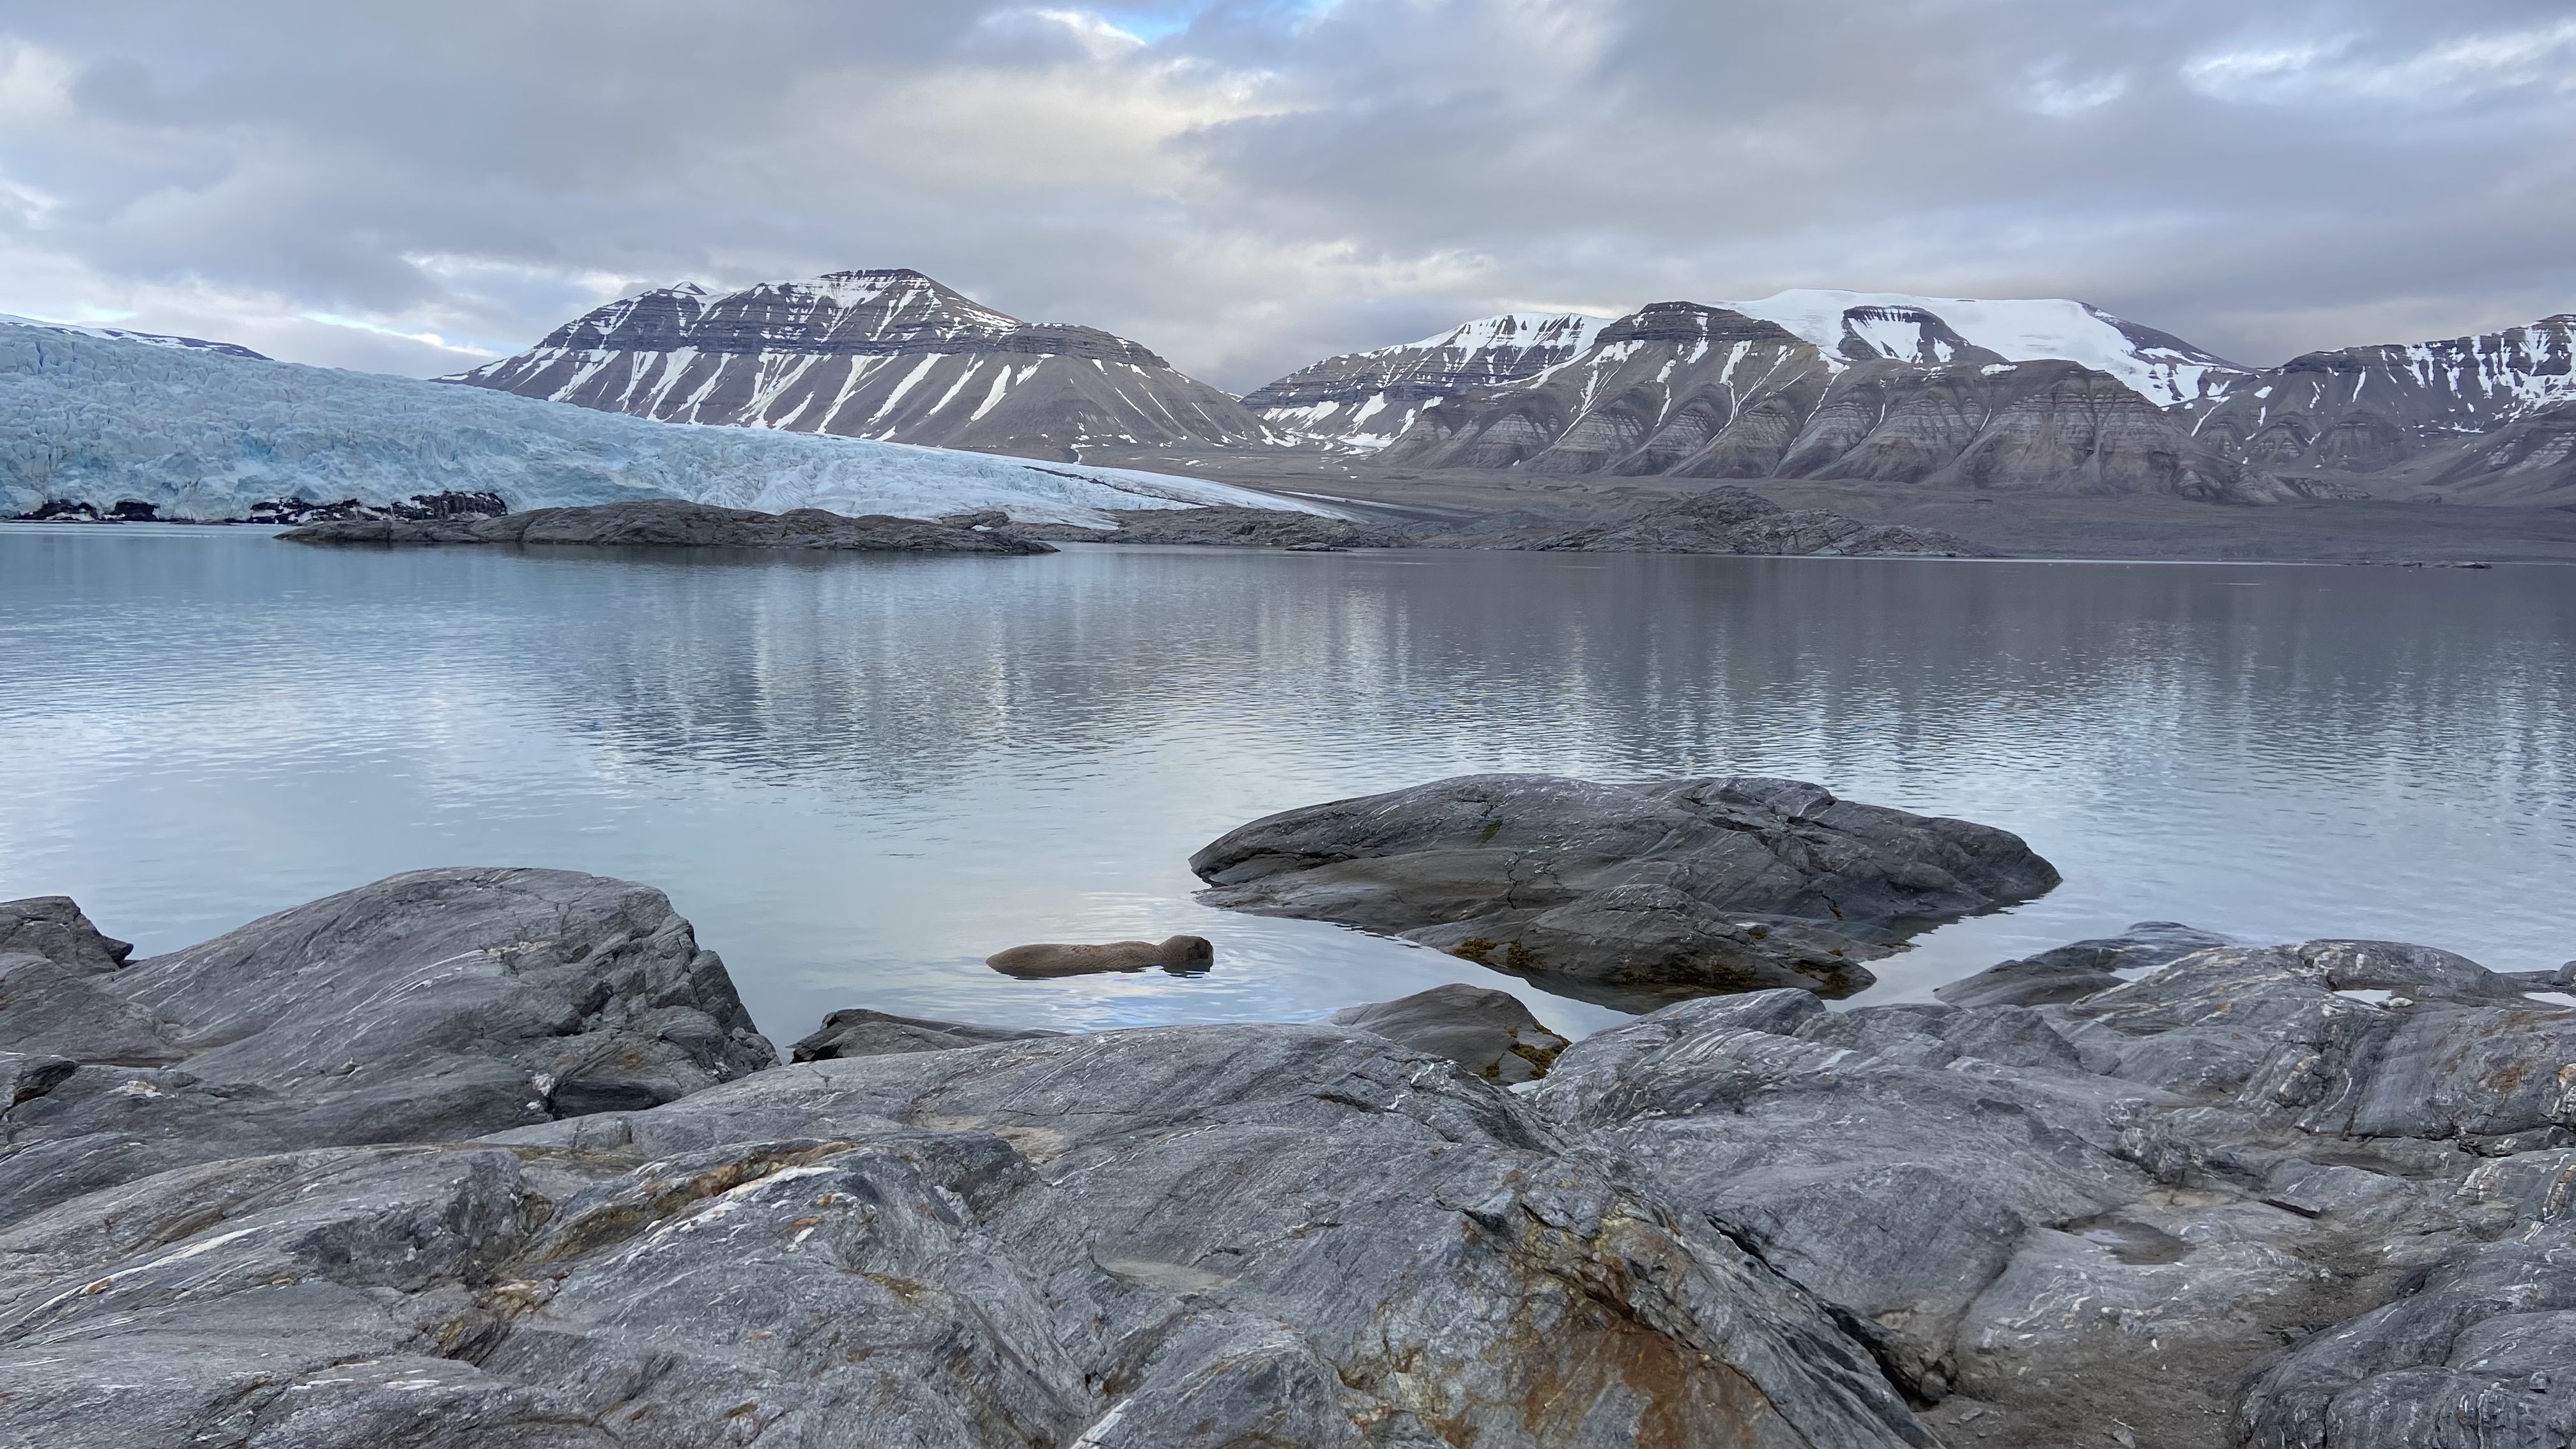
{"left": 1538, "top": 937, "right": 2576, "bottom": 1448}
{"left": 1473, "top": 486, "right": 1987, "bottom": 556}
{"left": 0, "top": 886, "right": 1929, "bottom": 1448}
{"left": 18, "top": 870, "right": 2576, "bottom": 1447}
{"left": 1328, "top": 983, "right": 1569, "bottom": 1083}
{"left": 279, "top": 498, "right": 1056, "bottom": 553}
{"left": 985, "top": 934, "right": 1215, "bottom": 977}
{"left": 1192, "top": 773, "right": 2059, "bottom": 1004}
{"left": 0, "top": 870, "right": 774, "bottom": 1222}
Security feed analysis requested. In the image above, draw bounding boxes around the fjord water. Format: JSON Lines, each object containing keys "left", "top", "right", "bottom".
{"left": 4, "top": 524, "right": 2570, "bottom": 1042}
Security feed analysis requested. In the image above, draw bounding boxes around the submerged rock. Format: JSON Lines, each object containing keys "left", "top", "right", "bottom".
{"left": 985, "top": 935, "right": 1215, "bottom": 977}
{"left": 0, "top": 868, "right": 774, "bottom": 1222}
{"left": 1327, "top": 982, "right": 1570, "bottom": 1083}
{"left": 279, "top": 498, "right": 1057, "bottom": 553}
{"left": 1191, "top": 773, "right": 2058, "bottom": 1004}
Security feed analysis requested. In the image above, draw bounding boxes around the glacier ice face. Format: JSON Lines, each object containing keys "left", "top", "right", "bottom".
{"left": 0, "top": 319, "right": 1321, "bottom": 526}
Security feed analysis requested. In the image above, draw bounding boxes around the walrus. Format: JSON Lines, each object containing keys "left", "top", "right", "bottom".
{"left": 985, "top": 935, "right": 1215, "bottom": 978}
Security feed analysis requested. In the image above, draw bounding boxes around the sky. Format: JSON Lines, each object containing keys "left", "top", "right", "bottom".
{"left": 0, "top": 0, "right": 2568, "bottom": 393}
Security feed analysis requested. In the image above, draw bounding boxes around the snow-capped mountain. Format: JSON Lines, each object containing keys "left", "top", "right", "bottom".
{"left": 1710, "top": 290, "right": 2251, "bottom": 409}
{"left": 443, "top": 270, "right": 1274, "bottom": 459}
{"left": 2189, "top": 314, "right": 2575, "bottom": 473}
{"left": 1375, "top": 301, "right": 2304, "bottom": 500}
{"left": 0, "top": 317, "right": 1322, "bottom": 525}
{"left": 1, "top": 313, "right": 271, "bottom": 361}
{"left": 1245, "top": 312, "right": 1607, "bottom": 448}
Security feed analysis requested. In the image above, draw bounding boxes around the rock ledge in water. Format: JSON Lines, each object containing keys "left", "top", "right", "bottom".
{"left": 280, "top": 498, "right": 1056, "bottom": 553}
{"left": 1190, "top": 773, "right": 2059, "bottom": 1003}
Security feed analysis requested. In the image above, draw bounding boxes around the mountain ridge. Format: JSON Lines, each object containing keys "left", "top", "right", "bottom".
{"left": 444, "top": 268, "right": 1274, "bottom": 459}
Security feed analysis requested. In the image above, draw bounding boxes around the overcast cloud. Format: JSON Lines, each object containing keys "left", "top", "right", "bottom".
{"left": 0, "top": 0, "right": 2568, "bottom": 390}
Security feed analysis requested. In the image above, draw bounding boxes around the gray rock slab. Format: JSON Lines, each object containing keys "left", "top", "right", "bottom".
{"left": 1529, "top": 935, "right": 2576, "bottom": 1449}
{"left": 0, "top": 895, "right": 132, "bottom": 974}
{"left": 0, "top": 868, "right": 774, "bottom": 1225}
{"left": 1327, "top": 982, "right": 1570, "bottom": 1083}
{"left": 1192, "top": 772, "right": 2059, "bottom": 1004}
{"left": 0, "top": 1024, "right": 1934, "bottom": 1448}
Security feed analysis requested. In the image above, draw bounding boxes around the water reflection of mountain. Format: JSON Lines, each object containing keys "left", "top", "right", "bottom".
{"left": 502, "top": 551, "right": 2573, "bottom": 846}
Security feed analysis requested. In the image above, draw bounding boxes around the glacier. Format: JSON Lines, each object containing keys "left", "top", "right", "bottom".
{"left": 0, "top": 317, "right": 1321, "bottom": 527}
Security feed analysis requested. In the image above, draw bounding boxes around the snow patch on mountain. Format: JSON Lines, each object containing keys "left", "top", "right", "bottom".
{"left": 0, "top": 318, "right": 1322, "bottom": 525}
{"left": 1, "top": 312, "right": 272, "bottom": 362}
{"left": 1716, "top": 290, "right": 2251, "bottom": 408}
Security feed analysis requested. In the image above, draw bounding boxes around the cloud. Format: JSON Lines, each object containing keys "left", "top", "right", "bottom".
{"left": 0, "top": 0, "right": 2568, "bottom": 392}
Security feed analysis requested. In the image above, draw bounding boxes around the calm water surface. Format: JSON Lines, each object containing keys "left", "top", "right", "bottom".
{"left": 3, "top": 523, "right": 2571, "bottom": 1042}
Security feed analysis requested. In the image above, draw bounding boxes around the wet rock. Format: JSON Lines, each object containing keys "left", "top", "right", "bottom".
{"left": 985, "top": 935, "right": 1214, "bottom": 977}
{"left": 790, "top": 1006, "right": 1062, "bottom": 1061}
{"left": 0, "top": 868, "right": 775, "bottom": 1224}
{"left": 1192, "top": 773, "right": 2058, "bottom": 1004}
{"left": 1935, "top": 921, "right": 2230, "bottom": 1008}
{"left": 279, "top": 499, "right": 1057, "bottom": 553}
{"left": 1327, "top": 983, "right": 1570, "bottom": 1083}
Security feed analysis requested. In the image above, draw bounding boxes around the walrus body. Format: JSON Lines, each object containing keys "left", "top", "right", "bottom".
{"left": 985, "top": 935, "right": 1215, "bottom": 977}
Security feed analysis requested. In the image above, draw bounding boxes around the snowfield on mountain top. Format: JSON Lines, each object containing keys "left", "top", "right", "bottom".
{"left": 1712, "top": 289, "right": 2251, "bottom": 408}
{"left": 0, "top": 317, "right": 1321, "bottom": 526}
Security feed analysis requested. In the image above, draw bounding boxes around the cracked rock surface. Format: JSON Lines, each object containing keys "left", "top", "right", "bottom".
{"left": 10, "top": 867, "right": 2576, "bottom": 1448}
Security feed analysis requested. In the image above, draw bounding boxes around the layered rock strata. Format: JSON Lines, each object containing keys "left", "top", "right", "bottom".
{"left": 1376, "top": 302, "right": 2310, "bottom": 501}
{"left": 1190, "top": 773, "right": 2060, "bottom": 1004}
{"left": 280, "top": 499, "right": 1055, "bottom": 553}
{"left": 1247, "top": 312, "right": 1606, "bottom": 448}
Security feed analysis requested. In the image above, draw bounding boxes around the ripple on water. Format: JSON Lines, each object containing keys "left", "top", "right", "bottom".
{"left": 2, "top": 526, "right": 2572, "bottom": 1041}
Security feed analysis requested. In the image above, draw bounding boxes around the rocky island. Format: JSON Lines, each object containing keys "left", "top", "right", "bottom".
{"left": 1189, "top": 773, "right": 2061, "bottom": 1003}
{"left": 279, "top": 498, "right": 1057, "bottom": 553}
